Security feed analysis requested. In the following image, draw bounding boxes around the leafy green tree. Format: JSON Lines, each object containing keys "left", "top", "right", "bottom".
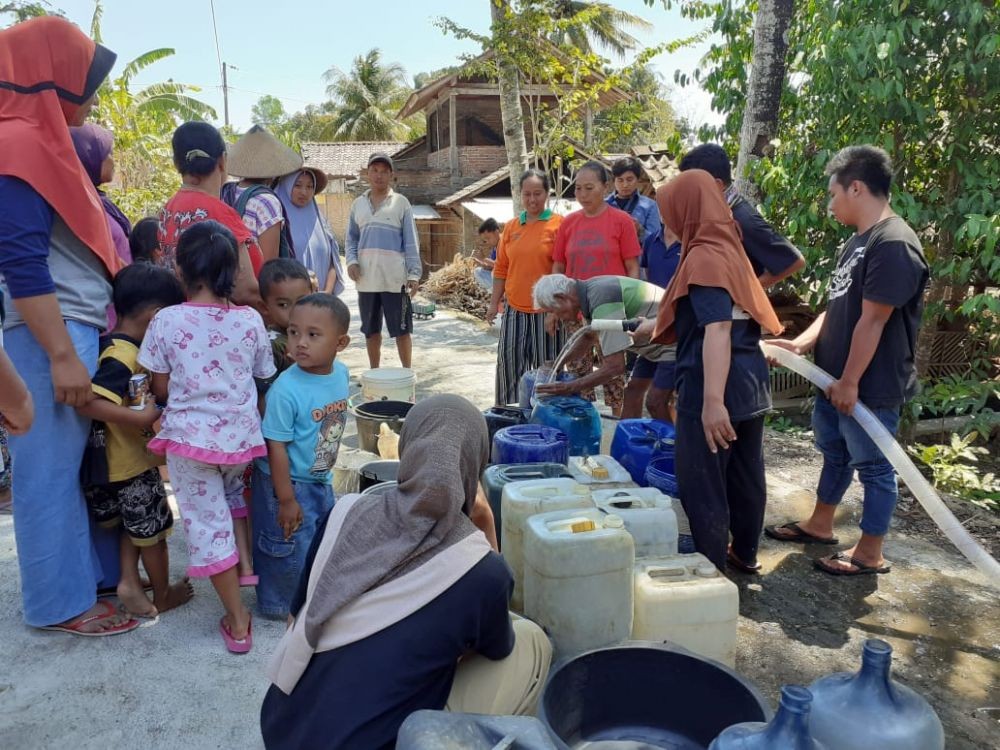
{"left": 0, "top": 1, "right": 53, "bottom": 24}
{"left": 324, "top": 49, "right": 417, "bottom": 141}
{"left": 87, "top": 1, "right": 216, "bottom": 218}
{"left": 251, "top": 95, "right": 288, "bottom": 130}
{"left": 592, "top": 63, "right": 677, "bottom": 151}
{"left": 547, "top": 0, "right": 654, "bottom": 58}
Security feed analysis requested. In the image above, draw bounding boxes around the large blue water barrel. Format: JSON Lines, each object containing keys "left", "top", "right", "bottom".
{"left": 493, "top": 425, "right": 569, "bottom": 466}
{"left": 483, "top": 406, "right": 532, "bottom": 460}
{"left": 530, "top": 396, "right": 601, "bottom": 457}
{"left": 611, "top": 418, "right": 676, "bottom": 485}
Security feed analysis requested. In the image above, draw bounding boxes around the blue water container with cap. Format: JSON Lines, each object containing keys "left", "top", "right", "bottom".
{"left": 807, "top": 639, "right": 944, "bottom": 750}
{"left": 492, "top": 424, "right": 569, "bottom": 466}
{"left": 611, "top": 418, "right": 676, "bottom": 485}
{"left": 710, "top": 685, "right": 827, "bottom": 749}
{"left": 530, "top": 396, "right": 601, "bottom": 457}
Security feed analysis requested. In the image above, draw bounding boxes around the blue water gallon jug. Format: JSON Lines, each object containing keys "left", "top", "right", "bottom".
{"left": 645, "top": 455, "right": 694, "bottom": 552}
{"left": 397, "top": 710, "right": 557, "bottom": 749}
{"left": 493, "top": 424, "right": 569, "bottom": 466}
{"left": 481, "top": 462, "right": 571, "bottom": 546}
{"left": 611, "top": 418, "right": 676, "bottom": 485}
{"left": 808, "top": 639, "right": 944, "bottom": 750}
{"left": 530, "top": 396, "right": 601, "bottom": 456}
{"left": 518, "top": 368, "right": 576, "bottom": 408}
{"left": 483, "top": 406, "right": 532, "bottom": 459}
{"left": 710, "top": 685, "right": 827, "bottom": 749}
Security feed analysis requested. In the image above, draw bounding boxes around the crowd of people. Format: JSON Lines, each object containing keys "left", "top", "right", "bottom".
{"left": 1, "top": 15, "right": 932, "bottom": 750}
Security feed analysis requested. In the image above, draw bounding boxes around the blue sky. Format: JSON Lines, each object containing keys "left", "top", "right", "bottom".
{"left": 51, "top": 0, "right": 721, "bottom": 131}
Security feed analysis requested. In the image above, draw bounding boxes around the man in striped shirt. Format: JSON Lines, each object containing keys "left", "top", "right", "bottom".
{"left": 345, "top": 153, "right": 421, "bottom": 368}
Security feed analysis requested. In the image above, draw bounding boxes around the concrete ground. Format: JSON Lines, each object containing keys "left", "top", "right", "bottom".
{"left": 0, "top": 285, "right": 997, "bottom": 748}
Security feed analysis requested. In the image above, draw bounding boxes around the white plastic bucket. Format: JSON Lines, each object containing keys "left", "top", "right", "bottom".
{"left": 360, "top": 367, "right": 416, "bottom": 402}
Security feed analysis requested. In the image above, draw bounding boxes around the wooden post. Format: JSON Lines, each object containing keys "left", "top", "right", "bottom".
{"left": 449, "top": 92, "right": 459, "bottom": 180}
{"left": 584, "top": 103, "right": 593, "bottom": 148}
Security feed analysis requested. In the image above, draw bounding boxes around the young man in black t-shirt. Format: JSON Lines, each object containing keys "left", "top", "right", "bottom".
{"left": 765, "top": 146, "right": 928, "bottom": 576}
{"left": 679, "top": 144, "right": 805, "bottom": 287}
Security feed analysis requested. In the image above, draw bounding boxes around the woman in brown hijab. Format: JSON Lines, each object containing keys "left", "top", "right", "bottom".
{"left": 641, "top": 169, "right": 782, "bottom": 573}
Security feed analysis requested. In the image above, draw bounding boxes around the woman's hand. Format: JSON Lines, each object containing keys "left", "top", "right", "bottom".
{"left": 702, "top": 400, "right": 736, "bottom": 454}
{"left": 1, "top": 391, "right": 34, "bottom": 435}
{"left": 535, "top": 380, "right": 575, "bottom": 397}
{"left": 544, "top": 312, "right": 560, "bottom": 336}
{"left": 51, "top": 351, "right": 94, "bottom": 407}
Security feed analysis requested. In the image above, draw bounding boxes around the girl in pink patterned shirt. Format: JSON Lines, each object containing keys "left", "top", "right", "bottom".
{"left": 140, "top": 221, "right": 276, "bottom": 653}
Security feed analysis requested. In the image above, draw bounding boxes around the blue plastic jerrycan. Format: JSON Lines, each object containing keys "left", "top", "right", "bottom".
{"left": 530, "top": 395, "right": 601, "bottom": 457}
{"left": 710, "top": 685, "right": 827, "bottom": 749}
{"left": 807, "top": 639, "right": 944, "bottom": 750}
{"left": 611, "top": 418, "right": 675, "bottom": 485}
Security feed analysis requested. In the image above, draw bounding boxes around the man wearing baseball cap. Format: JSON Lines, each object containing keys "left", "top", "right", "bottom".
{"left": 345, "top": 152, "right": 422, "bottom": 368}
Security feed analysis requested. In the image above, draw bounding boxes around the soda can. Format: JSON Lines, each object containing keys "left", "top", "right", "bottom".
{"left": 128, "top": 373, "right": 150, "bottom": 410}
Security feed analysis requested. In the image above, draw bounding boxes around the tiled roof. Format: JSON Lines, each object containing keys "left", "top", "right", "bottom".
{"left": 630, "top": 144, "right": 679, "bottom": 189}
{"left": 300, "top": 141, "right": 408, "bottom": 178}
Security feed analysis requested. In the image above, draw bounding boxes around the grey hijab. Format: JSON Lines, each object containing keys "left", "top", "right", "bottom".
{"left": 304, "top": 394, "right": 490, "bottom": 646}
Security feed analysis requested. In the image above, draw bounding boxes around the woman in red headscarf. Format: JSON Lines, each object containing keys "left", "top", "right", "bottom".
{"left": 0, "top": 17, "right": 137, "bottom": 636}
{"left": 641, "top": 169, "right": 783, "bottom": 574}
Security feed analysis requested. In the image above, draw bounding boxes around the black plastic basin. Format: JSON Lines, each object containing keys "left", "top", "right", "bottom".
{"left": 539, "top": 642, "right": 771, "bottom": 750}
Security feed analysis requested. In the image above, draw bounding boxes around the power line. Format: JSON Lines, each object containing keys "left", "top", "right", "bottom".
{"left": 208, "top": 0, "right": 223, "bottom": 81}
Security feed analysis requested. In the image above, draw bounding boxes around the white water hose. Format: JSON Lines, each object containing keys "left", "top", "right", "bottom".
{"left": 762, "top": 342, "right": 1000, "bottom": 587}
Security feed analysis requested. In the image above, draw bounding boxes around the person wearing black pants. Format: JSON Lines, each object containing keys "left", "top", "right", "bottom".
{"left": 675, "top": 413, "right": 767, "bottom": 571}
{"left": 634, "top": 169, "right": 785, "bottom": 574}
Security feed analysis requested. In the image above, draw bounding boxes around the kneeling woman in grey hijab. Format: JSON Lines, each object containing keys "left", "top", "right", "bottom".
{"left": 261, "top": 395, "right": 552, "bottom": 750}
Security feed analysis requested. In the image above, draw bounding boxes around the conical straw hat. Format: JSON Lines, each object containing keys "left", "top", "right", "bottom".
{"left": 227, "top": 125, "right": 303, "bottom": 178}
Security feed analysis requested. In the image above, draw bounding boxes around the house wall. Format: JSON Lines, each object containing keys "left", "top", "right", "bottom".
{"left": 316, "top": 193, "right": 355, "bottom": 247}
{"left": 427, "top": 146, "right": 507, "bottom": 177}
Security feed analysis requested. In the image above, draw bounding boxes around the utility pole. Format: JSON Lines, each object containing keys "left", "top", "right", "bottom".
{"left": 222, "top": 61, "right": 230, "bottom": 129}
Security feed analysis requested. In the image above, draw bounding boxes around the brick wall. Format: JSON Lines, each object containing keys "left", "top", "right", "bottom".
{"left": 427, "top": 146, "right": 507, "bottom": 178}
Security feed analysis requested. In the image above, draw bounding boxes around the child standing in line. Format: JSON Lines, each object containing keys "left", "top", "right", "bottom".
{"left": 78, "top": 263, "right": 192, "bottom": 617}
{"left": 252, "top": 293, "right": 350, "bottom": 619}
{"left": 139, "top": 221, "right": 276, "bottom": 653}
{"left": 255, "top": 258, "right": 314, "bottom": 398}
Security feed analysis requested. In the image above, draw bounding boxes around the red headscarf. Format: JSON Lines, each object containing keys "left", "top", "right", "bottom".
{"left": 0, "top": 17, "right": 120, "bottom": 274}
{"left": 653, "top": 169, "right": 783, "bottom": 343}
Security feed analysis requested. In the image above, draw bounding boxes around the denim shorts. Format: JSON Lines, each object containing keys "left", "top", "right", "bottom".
{"left": 812, "top": 395, "right": 901, "bottom": 536}
{"left": 251, "top": 464, "right": 336, "bottom": 618}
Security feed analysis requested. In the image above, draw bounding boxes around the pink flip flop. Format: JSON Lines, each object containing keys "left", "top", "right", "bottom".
{"left": 238, "top": 575, "right": 259, "bottom": 587}
{"left": 219, "top": 615, "right": 252, "bottom": 654}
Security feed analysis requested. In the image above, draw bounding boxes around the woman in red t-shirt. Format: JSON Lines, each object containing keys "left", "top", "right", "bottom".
{"left": 158, "top": 122, "right": 262, "bottom": 305}
{"left": 552, "top": 161, "right": 641, "bottom": 415}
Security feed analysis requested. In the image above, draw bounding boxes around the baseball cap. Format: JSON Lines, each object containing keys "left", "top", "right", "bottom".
{"left": 367, "top": 152, "right": 394, "bottom": 170}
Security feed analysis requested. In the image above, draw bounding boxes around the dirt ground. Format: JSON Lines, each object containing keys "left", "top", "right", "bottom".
{"left": 0, "top": 287, "right": 997, "bottom": 748}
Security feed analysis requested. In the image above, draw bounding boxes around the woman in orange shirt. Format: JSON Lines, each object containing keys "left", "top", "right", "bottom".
{"left": 486, "top": 169, "right": 565, "bottom": 405}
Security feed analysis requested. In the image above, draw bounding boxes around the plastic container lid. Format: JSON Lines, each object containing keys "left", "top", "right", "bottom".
{"left": 602, "top": 514, "right": 625, "bottom": 529}
{"left": 695, "top": 563, "right": 718, "bottom": 578}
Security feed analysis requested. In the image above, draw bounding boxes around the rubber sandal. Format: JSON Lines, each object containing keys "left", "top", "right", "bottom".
{"left": 727, "top": 547, "right": 762, "bottom": 574}
{"left": 220, "top": 615, "right": 252, "bottom": 654}
{"left": 40, "top": 600, "right": 140, "bottom": 637}
{"left": 764, "top": 521, "right": 839, "bottom": 545}
{"left": 814, "top": 551, "right": 891, "bottom": 576}
{"left": 238, "top": 575, "right": 259, "bottom": 587}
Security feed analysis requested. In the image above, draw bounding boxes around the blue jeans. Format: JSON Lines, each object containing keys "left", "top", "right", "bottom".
{"left": 812, "top": 395, "right": 901, "bottom": 536}
{"left": 251, "top": 465, "right": 335, "bottom": 618}
{"left": 6, "top": 321, "right": 108, "bottom": 626}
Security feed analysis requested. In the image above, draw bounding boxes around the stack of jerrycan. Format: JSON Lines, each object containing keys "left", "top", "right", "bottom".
{"left": 522, "top": 508, "right": 634, "bottom": 656}
{"left": 632, "top": 553, "right": 739, "bottom": 667}
{"left": 500, "top": 478, "right": 594, "bottom": 612}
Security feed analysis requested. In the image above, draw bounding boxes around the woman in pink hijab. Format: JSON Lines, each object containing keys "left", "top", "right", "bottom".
{"left": 70, "top": 123, "right": 132, "bottom": 265}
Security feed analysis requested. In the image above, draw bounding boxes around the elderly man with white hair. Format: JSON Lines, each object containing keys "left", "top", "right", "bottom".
{"left": 533, "top": 274, "right": 674, "bottom": 416}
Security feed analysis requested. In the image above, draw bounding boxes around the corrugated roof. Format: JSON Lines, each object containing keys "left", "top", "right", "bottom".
{"left": 300, "top": 141, "right": 408, "bottom": 178}
{"left": 411, "top": 204, "right": 443, "bottom": 220}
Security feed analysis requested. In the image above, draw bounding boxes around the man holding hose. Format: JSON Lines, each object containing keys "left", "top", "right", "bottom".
{"left": 765, "top": 145, "right": 928, "bottom": 576}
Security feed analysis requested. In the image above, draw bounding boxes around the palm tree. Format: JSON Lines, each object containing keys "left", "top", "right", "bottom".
{"left": 324, "top": 49, "right": 414, "bottom": 141}
{"left": 548, "top": 0, "right": 653, "bottom": 58}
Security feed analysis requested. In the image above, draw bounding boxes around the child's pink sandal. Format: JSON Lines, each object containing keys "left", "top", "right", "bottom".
{"left": 219, "top": 615, "right": 252, "bottom": 654}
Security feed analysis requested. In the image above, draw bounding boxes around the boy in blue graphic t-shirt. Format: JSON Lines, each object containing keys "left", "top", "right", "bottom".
{"left": 251, "top": 293, "right": 351, "bottom": 618}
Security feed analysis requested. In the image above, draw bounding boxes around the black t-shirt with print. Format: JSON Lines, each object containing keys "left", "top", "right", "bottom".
{"left": 674, "top": 285, "right": 771, "bottom": 422}
{"left": 731, "top": 195, "right": 804, "bottom": 277}
{"left": 815, "top": 216, "right": 929, "bottom": 408}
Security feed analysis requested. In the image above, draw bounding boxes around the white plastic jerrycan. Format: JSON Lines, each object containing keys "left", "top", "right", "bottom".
{"left": 632, "top": 553, "right": 739, "bottom": 667}
{"left": 592, "top": 487, "right": 679, "bottom": 558}
{"left": 501, "top": 478, "right": 593, "bottom": 612}
{"left": 523, "top": 508, "right": 635, "bottom": 657}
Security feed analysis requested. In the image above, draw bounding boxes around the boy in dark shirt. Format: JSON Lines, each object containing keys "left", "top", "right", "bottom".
{"left": 77, "top": 263, "right": 193, "bottom": 616}
{"left": 679, "top": 143, "right": 805, "bottom": 287}
{"left": 765, "top": 145, "right": 929, "bottom": 576}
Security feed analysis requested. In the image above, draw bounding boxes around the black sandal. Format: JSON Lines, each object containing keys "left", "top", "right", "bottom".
{"left": 814, "top": 551, "right": 891, "bottom": 576}
{"left": 764, "top": 521, "right": 839, "bottom": 545}
{"left": 727, "top": 547, "right": 762, "bottom": 575}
